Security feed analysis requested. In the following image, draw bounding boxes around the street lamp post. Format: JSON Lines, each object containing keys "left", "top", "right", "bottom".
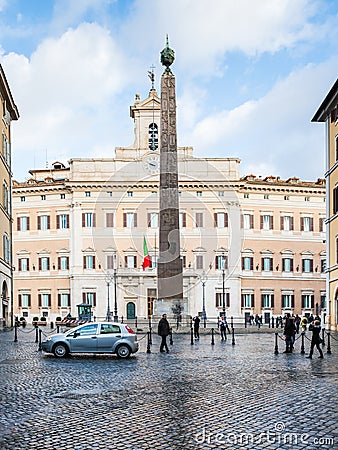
{"left": 113, "top": 254, "right": 118, "bottom": 322}
{"left": 222, "top": 253, "right": 226, "bottom": 317}
{"left": 200, "top": 271, "right": 207, "bottom": 328}
{"left": 106, "top": 278, "right": 111, "bottom": 321}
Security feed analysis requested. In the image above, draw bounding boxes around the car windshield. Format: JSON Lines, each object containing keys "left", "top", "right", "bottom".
{"left": 100, "top": 324, "right": 121, "bottom": 334}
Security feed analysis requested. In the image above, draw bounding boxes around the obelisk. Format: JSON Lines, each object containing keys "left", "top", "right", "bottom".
{"left": 157, "top": 36, "right": 183, "bottom": 313}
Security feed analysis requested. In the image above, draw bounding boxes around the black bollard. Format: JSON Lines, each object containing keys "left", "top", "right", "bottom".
{"left": 211, "top": 328, "right": 215, "bottom": 345}
{"left": 272, "top": 317, "right": 275, "bottom": 328}
{"left": 146, "top": 331, "right": 151, "bottom": 354}
{"left": 245, "top": 316, "right": 247, "bottom": 328}
{"left": 274, "top": 332, "right": 279, "bottom": 355}
{"left": 14, "top": 321, "right": 18, "bottom": 342}
{"left": 121, "top": 316, "right": 124, "bottom": 323}
{"left": 50, "top": 321, "right": 54, "bottom": 329}
{"left": 148, "top": 316, "right": 152, "bottom": 332}
{"left": 38, "top": 329, "right": 42, "bottom": 351}
{"left": 169, "top": 328, "right": 173, "bottom": 345}
{"left": 149, "top": 326, "right": 152, "bottom": 345}
{"left": 300, "top": 332, "right": 305, "bottom": 354}
{"left": 268, "top": 318, "right": 271, "bottom": 328}
{"left": 326, "top": 332, "right": 332, "bottom": 354}
{"left": 35, "top": 324, "right": 39, "bottom": 343}
{"left": 135, "top": 316, "right": 138, "bottom": 329}
{"left": 321, "top": 328, "right": 325, "bottom": 347}
{"left": 231, "top": 327, "right": 235, "bottom": 346}
{"left": 190, "top": 327, "right": 194, "bottom": 345}
{"left": 57, "top": 325, "right": 60, "bottom": 333}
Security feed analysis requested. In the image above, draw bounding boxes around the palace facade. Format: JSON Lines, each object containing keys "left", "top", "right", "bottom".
{"left": 12, "top": 89, "right": 326, "bottom": 324}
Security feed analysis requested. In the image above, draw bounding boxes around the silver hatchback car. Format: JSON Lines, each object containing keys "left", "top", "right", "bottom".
{"left": 41, "top": 322, "right": 139, "bottom": 358}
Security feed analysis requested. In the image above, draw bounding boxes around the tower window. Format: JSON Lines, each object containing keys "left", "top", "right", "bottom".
{"left": 148, "top": 123, "right": 158, "bottom": 151}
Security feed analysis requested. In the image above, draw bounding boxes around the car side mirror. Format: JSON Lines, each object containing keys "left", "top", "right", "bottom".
{"left": 73, "top": 331, "right": 79, "bottom": 338}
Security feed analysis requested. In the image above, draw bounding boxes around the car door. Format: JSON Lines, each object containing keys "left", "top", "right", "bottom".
{"left": 96, "top": 324, "right": 122, "bottom": 352}
{"left": 68, "top": 323, "right": 99, "bottom": 353}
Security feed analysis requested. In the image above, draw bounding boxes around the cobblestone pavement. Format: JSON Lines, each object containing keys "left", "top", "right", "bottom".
{"left": 0, "top": 327, "right": 337, "bottom": 450}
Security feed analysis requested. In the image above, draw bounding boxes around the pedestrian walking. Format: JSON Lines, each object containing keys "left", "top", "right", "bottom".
{"left": 219, "top": 316, "right": 230, "bottom": 340}
{"left": 306, "top": 320, "right": 324, "bottom": 359}
{"left": 283, "top": 313, "right": 296, "bottom": 353}
{"left": 295, "top": 314, "right": 301, "bottom": 334}
{"left": 193, "top": 315, "right": 200, "bottom": 340}
{"left": 158, "top": 314, "right": 170, "bottom": 353}
{"left": 300, "top": 316, "right": 308, "bottom": 333}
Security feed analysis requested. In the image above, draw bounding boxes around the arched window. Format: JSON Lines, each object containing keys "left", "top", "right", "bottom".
{"left": 148, "top": 123, "right": 158, "bottom": 151}
{"left": 126, "top": 302, "right": 136, "bottom": 319}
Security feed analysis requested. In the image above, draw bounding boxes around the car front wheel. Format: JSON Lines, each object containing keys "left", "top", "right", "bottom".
{"left": 116, "top": 344, "right": 131, "bottom": 358}
{"left": 53, "top": 343, "right": 69, "bottom": 358}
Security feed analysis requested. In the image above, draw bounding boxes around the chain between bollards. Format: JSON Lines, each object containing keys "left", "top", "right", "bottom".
{"left": 300, "top": 331, "right": 305, "bottom": 354}
{"left": 211, "top": 328, "right": 215, "bottom": 345}
{"left": 326, "top": 331, "right": 332, "bottom": 354}
{"left": 274, "top": 332, "right": 279, "bottom": 354}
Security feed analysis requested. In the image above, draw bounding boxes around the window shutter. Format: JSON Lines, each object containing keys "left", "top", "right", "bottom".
{"left": 83, "top": 256, "right": 87, "bottom": 269}
{"left": 182, "top": 213, "right": 186, "bottom": 227}
{"left": 26, "top": 217, "right": 30, "bottom": 230}
{"left": 216, "top": 256, "right": 219, "bottom": 270}
{"left": 310, "top": 218, "right": 313, "bottom": 231}
{"left": 56, "top": 215, "right": 60, "bottom": 229}
{"left": 93, "top": 293, "right": 97, "bottom": 307}
{"left": 47, "top": 258, "right": 50, "bottom": 270}
{"left": 123, "top": 213, "right": 127, "bottom": 228}
{"left": 270, "top": 258, "right": 273, "bottom": 271}
{"left": 93, "top": 256, "right": 96, "bottom": 269}
{"left": 301, "top": 295, "right": 305, "bottom": 309}
{"left": 147, "top": 213, "right": 151, "bottom": 227}
{"left": 250, "top": 215, "right": 254, "bottom": 229}
{"left": 134, "top": 214, "right": 137, "bottom": 227}
{"left": 38, "top": 258, "right": 42, "bottom": 271}
{"left": 82, "top": 213, "right": 85, "bottom": 227}
{"left": 311, "top": 295, "right": 314, "bottom": 309}
{"left": 93, "top": 214, "right": 96, "bottom": 227}
{"left": 224, "top": 213, "right": 228, "bottom": 228}
{"left": 214, "top": 213, "right": 218, "bottom": 227}
{"left": 310, "top": 260, "right": 313, "bottom": 272}
{"left": 241, "top": 257, "right": 244, "bottom": 270}
{"left": 17, "top": 217, "right": 20, "bottom": 231}
{"left": 47, "top": 216, "right": 50, "bottom": 229}
{"left": 18, "top": 294, "right": 22, "bottom": 307}
{"left": 252, "top": 294, "right": 255, "bottom": 308}
{"left": 58, "top": 294, "right": 61, "bottom": 307}
{"left": 226, "top": 293, "right": 230, "bottom": 308}
{"left": 260, "top": 216, "right": 263, "bottom": 229}
{"left": 38, "top": 294, "right": 42, "bottom": 307}
{"left": 66, "top": 215, "right": 70, "bottom": 228}
{"left": 300, "top": 218, "right": 304, "bottom": 231}
{"left": 37, "top": 216, "right": 41, "bottom": 230}
{"left": 124, "top": 256, "right": 128, "bottom": 267}
{"left": 83, "top": 292, "right": 86, "bottom": 303}
{"left": 58, "top": 257, "right": 61, "bottom": 270}
{"left": 261, "top": 258, "right": 264, "bottom": 270}
{"left": 133, "top": 255, "right": 137, "bottom": 268}
{"left": 250, "top": 258, "right": 254, "bottom": 270}
{"left": 240, "top": 214, "right": 243, "bottom": 229}
{"left": 48, "top": 294, "right": 51, "bottom": 307}
{"left": 241, "top": 294, "right": 244, "bottom": 308}
{"left": 67, "top": 294, "right": 71, "bottom": 307}
{"left": 271, "top": 295, "right": 274, "bottom": 308}
{"left": 280, "top": 217, "right": 283, "bottom": 230}
{"left": 270, "top": 216, "right": 273, "bottom": 230}
{"left": 261, "top": 294, "right": 264, "bottom": 308}
{"left": 28, "top": 294, "right": 31, "bottom": 307}
{"left": 66, "top": 257, "right": 69, "bottom": 270}
{"left": 302, "top": 260, "right": 305, "bottom": 272}
{"left": 290, "top": 259, "right": 294, "bottom": 272}
{"left": 18, "top": 259, "right": 22, "bottom": 271}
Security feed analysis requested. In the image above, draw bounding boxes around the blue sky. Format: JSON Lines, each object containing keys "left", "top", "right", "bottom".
{"left": 0, "top": 0, "right": 337, "bottom": 181}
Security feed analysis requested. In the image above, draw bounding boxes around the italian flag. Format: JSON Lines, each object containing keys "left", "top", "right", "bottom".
{"left": 142, "top": 237, "right": 152, "bottom": 270}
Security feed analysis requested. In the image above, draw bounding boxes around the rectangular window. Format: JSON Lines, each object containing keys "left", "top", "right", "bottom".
{"left": 241, "top": 293, "right": 254, "bottom": 308}
{"left": 319, "top": 218, "right": 325, "bottom": 232}
{"left": 321, "top": 259, "right": 326, "bottom": 273}
{"left": 85, "top": 191, "right": 91, "bottom": 197}
{"left": 150, "top": 255, "right": 158, "bottom": 269}
{"left": 84, "top": 255, "right": 95, "bottom": 269}
{"left": 127, "top": 191, "right": 133, "bottom": 197}
{"left": 301, "top": 294, "right": 313, "bottom": 309}
{"left": 282, "top": 294, "right": 294, "bottom": 308}
{"left": 302, "top": 259, "right": 313, "bottom": 273}
{"left": 261, "top": 294, "right": 274, "bottom": 308}
{"left": 107, "top": 255, "right": 116, "bottom": 270}
{"left": 243, "top": 214, "right": 253, "bottom": 229}
{"left": 281, "top": 216, "right": 293, "bottom": 231}
{"left": 106, "top": 213, "right": 115, "bottom": 228}
{"left": 59, "top": 293, "right": 70, "bottom": 307}
{"left": 57, "top": 214, "right": 69, "bottom": 229}
{"left": 83, "top": 292, "right": 96, "bottom": 306}
{"left": 125, "top": 255, "right": 137, "bottom": 268}
{"left": 40, "top": 293, "right": 51, "bottom": 308}
{"left": 195, "top": 212, "right": 204, "bottom": 228}
{"left": 215, "top": 293, "right": 230, "bottom": 308}
{"left": 181, "top": 255, "right": 186, "bottom": 268}
{"left": 196, "top": 191, "right": 202, "bottom": 197}
{"left": 20, "top": 293, "right": 31, "bottom": 308}
{"left": 17, "top": 216, "right": 29, "bottom": 231}
{"left": 301, "top": 217, "right": 313, "bottom": 232}
{"left": 147, "top": 212, "right": 158, "bottom": 228}
{"left": 262, "top": 257, "right": 273, "bottom": 271}
{"left": 38, "top": 215, "right": 50, "bottom": 230}
{"left": 19, "top": 258, "right": 29, "bottom": 271}
{"left": 82, "top": 213, "right": 96, "bottom": 228}
{"left": 282, "top": 258, "right": 293, "bottom": 272}
{"left": 215, "top": 254, "right": 228, "bottom": 270}
{"left": 214, "top": 212, "right": 228, "bottom": 228}
{"left": 261, "top": 215, "right": 273, "bottom": 230}
{"left": 195, "top": 255, "right": 204, "bottom": 270}
{"left": 58, "top": 256, "right": 69, "bottom": 270}
{"left": 123, "top": 212, "right": 137, "bottom": 228}
{"left": 60, "top": 194, "right": 65, "bottom": 199}
{"left": 39, "top": 257, "right": 50, "bottom": 271}
{"left": 242, "top": 256, "right": 253, "bottom": 271}
{"left": 41, "top": 195, "right": 46, "bottom": 201}
{"left": 179, "top": 212, "right": 186, "bottom": 228}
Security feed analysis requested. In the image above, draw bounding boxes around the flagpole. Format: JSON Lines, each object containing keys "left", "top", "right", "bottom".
{"left": 154, "top": 232, "right": 157, "bottom": 268}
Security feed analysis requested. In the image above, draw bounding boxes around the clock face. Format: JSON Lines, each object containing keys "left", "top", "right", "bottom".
{"left": 144, "top": 154, "right": 159, "bottom": 174}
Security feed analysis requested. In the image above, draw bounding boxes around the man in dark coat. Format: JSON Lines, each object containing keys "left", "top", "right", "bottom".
{"left": 193, "top": 315, "right": 200, "bottom": 339}
{"left": 306, "top": 320, "right": 324, "bottom": 359}
{"left": 158, "top": 314, "right": 170, "bottom": 353}
{"left": 283, "top": 313, "right": 296, "bottom": 353}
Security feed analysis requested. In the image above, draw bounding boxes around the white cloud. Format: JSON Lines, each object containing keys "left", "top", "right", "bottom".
{"left": 185, "top": 57, "right": 338, "bottom": 180}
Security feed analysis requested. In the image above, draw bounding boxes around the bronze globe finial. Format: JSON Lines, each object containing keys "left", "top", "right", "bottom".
{"left": 160, "top": 34, "right": 175, "bottom": 72}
